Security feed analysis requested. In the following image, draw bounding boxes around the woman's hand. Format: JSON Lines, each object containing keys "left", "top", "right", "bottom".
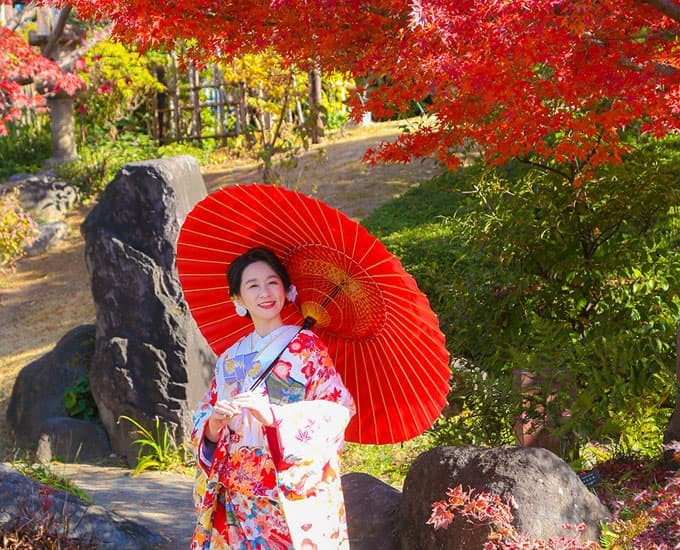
{"left": 205, "top": 399, "right": 240, "bottom": 442}
{"left": 231, "top": 391, "right": 275, "bottom": 427}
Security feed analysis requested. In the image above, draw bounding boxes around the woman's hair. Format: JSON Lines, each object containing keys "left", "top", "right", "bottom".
{"left": 227, "top": 247, "right": 291, "bottom": 297}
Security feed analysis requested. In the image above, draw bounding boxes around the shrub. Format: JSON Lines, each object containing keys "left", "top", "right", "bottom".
{"left": 75, "top": 40, "right": 163, "bottom": 139}
{"left": 363, "top": 135, "right": 680, "bottom": 460}
{"left": 55, "top": 133, "right": 160, "bottom": 199}
{"left": 62, "top": 375, "right": 99, "bottom": 423}
{"left": 0, "top": 117, "right": 52, "bottom": 179}
{"left": 0, "top": 188, "right": 36, "bottom": 272}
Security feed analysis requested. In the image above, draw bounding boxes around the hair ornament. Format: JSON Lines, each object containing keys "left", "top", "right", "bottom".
{"left": 234, "top": 301, "right": 248, "bottom": 317}
{"left": 286, "top": 284, "right": 298, "bottom": 302}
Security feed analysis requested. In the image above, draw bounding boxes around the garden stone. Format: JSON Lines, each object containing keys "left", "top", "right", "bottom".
{"left": 24, "top": 221, "right": 68, "bottom": 256}
{"left": 0, "top": 463, "right": 166, "bottom": 549}
{"left": 80, "top": 155, "right": 215, "bottom": 462}
{"left": 399, "top": 445, "right": 610, "bottom": 549}
{"left": 7, "top": 324, "right": 96, "bottom": 448}
{"left": 1, "top": 170, "right": 79, "bottom": 223}
{"left": 342, "top": 472, "right": 401, "bottom": 550}
{"left": 35, "top": 417, "right": 111, "bottom": 463}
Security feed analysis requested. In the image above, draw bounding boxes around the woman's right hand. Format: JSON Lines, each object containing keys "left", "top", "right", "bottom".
{"left": 205, "top": 399, "right": 240, "bottom": 443}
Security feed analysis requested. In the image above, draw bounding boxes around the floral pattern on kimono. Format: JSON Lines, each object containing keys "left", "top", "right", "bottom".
{"left": 191, "top": 326, "right": 355, "bottom": 550}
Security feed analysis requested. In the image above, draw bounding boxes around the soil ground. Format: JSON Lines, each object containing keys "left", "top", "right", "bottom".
{"left": 0, "top": 120, "right": 442, "bottom": 447}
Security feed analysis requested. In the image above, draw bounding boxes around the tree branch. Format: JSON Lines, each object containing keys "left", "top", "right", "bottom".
{"left": 56, "top": 24, "right": 113, "bottom": 71}
{"left": 639, "top": 0, "right": 680, "bottom": 24}
{"left": 41, "top": 5, "right": 73, "bottom": 60}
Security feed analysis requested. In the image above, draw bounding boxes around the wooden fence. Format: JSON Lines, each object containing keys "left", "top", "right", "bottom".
{"left": 152, "top": 54, "right": 244, "bottom": 145}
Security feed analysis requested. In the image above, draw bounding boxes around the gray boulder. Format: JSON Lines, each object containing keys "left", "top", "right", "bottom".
{"left": 80, "top": 156, "right": 215, "bottom": 462}
{"left": 2, "top": 170, "right": 79, "bottom": 223}
{"left": 399, "top": 446, "right": 609, "bottom": 549}
{"left": 0, "top": 463, "right": 165, "bottom": 549}
{"left": 25, "top": 220, "right": 68, "bottom": 257}
{"left": 342, "top": 472, "right": 401, "bottom": 549}
{"left": 7, "top": 324, "right": 96, "bottom": 448}
{"left": 36, "top": 417, "right": 112, "bottom": 463}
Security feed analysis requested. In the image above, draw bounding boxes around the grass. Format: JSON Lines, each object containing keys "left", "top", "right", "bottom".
{"left": 10, "top": 458, "right": 91, "bottom": 502}
{"left": 342, "top": 434, "right": 434, "bottom": 488}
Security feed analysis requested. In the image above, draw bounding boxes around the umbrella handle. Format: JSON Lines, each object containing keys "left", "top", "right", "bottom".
{"left": 249, "top": 316, "right": 317, "bottom": 391}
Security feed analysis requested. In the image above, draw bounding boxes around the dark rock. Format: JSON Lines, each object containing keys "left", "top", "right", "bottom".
{"left": 0, "top": 463, "right": 166, "bottom": 549}
{"left": 80, "top": 156, "right": 215, "bottom": 461}
{"left": 342, "top": 472, "right": 401, "bottom": 550}
{"left": 35, "top": 417, "right": 111, "bottom": 463}
{"left": 399, "top": 445, "right": 609, "bottom": 549}
{"left": 7, "top": 325, "right": 96, "bottom": 448}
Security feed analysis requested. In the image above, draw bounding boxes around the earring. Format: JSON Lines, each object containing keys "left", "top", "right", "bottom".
{"left": 234, "top": 302, "right": 248, "bottom": 317}
{"left": 286, "top": 284, "right": 298, "bottom": 302}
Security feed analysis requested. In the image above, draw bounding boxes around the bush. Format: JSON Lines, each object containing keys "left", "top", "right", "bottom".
{"left": 0, "top": 188, "right": 36, "bottom": 272}
{"left": 0, "top": 117, "right": 52, "bottom": 180}
{"left": 363, "top": 136, "right": 680, "bottom": 460}
{"left": 62, "top": 375, "right": 99, "bottom": 423}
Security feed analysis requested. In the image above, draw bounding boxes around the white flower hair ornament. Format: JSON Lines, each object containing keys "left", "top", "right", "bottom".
{"left": 286, "top": 284, "right": 298, "bottom": 302}
{"left": 233, "top": 300, "right": 248, "bottom": 317}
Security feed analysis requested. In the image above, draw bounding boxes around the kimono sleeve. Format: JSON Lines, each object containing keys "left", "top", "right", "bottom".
{"left": 269, "top": 331, "right": 355, "bottom": 494}
{"left": 191, "top": 377, "right": 219, "bottom": 475}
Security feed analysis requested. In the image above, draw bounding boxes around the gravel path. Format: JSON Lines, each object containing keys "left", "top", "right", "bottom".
{"left": 55, "top": 463, "right": 195, "bottom": 549}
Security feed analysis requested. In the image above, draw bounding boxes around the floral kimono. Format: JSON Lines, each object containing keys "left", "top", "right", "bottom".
{"left": 191, "top": 325, "right": 356, "bottom": 549}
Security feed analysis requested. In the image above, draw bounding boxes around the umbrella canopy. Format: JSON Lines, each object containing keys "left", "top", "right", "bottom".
{"left": 176, "top": 183, "right": 450, "bottom": 444}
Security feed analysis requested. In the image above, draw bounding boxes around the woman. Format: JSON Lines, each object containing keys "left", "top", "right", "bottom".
{"left": 191, "top": 247, "right": 356, "bottom": 549}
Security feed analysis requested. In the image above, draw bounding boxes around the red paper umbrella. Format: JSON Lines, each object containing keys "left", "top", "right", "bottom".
{"left": 176, "top": 184, "right": 450, "bottom": 444}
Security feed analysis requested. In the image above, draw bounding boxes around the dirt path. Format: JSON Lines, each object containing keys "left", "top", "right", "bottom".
{"left": 0, "top": 120, "right": 442, "bottom": 448}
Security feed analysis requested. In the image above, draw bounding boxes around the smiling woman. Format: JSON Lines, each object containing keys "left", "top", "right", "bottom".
{"left": 189, "top": 247, "right": 356, "bottom": 550}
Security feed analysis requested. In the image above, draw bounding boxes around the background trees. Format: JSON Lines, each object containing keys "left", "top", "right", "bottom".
{"left": 7, "top": 0, "right": 679, "bottom": 458}
{"left": 61, "top": 0, "right": 679, "bottom": 171}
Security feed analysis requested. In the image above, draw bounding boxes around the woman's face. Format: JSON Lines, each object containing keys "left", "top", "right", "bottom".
{"left": 235, "top": 260, "right": 286, "bottom": 333}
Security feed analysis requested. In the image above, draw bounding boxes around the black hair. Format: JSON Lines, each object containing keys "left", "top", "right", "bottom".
{"left": 227, "top": 247, "right": 291, "bottom": 298}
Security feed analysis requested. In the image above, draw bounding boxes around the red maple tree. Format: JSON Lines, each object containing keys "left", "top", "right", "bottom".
{"left": 61, "top": 0, "right": 679, "bottom": 178}
{"left": 0, "top": 26, "right": 81, "bottom": 136}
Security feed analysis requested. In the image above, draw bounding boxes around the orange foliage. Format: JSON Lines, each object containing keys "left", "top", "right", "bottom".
{"left": 0, "top": 27, "right": 82, "bottom": 135}
{"left": 59, "top": 0, "right": 679, "bottom": 169}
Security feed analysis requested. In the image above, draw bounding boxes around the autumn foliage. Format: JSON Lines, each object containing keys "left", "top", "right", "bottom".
{"left": 61, "top": 0, "right": 679, "bottom": 175}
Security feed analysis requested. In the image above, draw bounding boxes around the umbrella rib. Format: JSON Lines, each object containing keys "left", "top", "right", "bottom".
{"left": 379, "top": 325, "right": 444, "bottom": 438}
{"left": 382, "top": 307, "right": 451, "bottom": 394}
{"left": 381, "top": 299, "right": 449, "bottom": 370}
{"left": 356, "top": 337, "right": 395, "bottom": 443}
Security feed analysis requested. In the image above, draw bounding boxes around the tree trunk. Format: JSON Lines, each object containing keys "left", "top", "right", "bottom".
{"left": 663, "top": 323, "right": 680, "bottom": 446}
{"left": 308, "top": 67, "right": 323, "bottom": 144}
{"left": 189, "top": 64, "right": 202, "bottom": 142}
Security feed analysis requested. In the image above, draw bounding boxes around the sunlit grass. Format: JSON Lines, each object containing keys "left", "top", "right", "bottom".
{"left": 341, "top": 433, "right": 434, "bottom": 489}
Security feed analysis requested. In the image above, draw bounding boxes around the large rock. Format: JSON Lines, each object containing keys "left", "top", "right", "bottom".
{"left": 7, "top": 324, "right": 96, "bottom": 448}
{"left": 399, "top": 446, "right": 610, "bottom": 549}
{"left": 0, "top": 463, "right": 165, "bottom": 549}
{"left": 342, "top": 472, "right": 401, "bottom": 549}
{"left": 80, "top": 156, "right": 215, "bottom": 462}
